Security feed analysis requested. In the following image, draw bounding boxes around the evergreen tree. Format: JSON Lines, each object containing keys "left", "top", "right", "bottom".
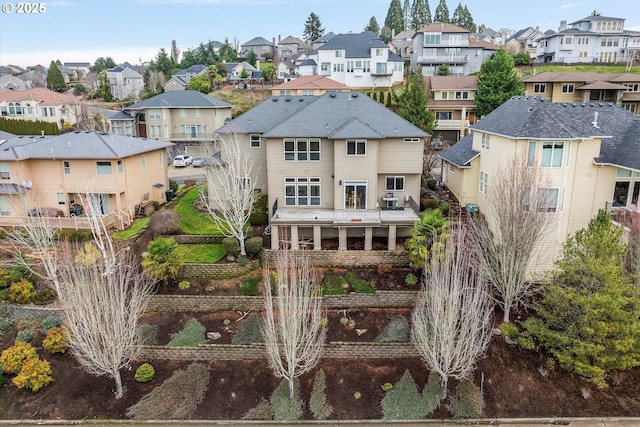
{"left": 219, "top": 38, "right": 238, "bottom": 63}
{"left": 303, "top": 12, "right": 324, "bottom": 42}
{"left": 394, "top": 71, "right": 436, "bottom": 133}
{"left": 90, "top": 57, "right": 116, "bottom": 73}
{"left": 364, "top": 16, "right": 381, "bottom": 34}
{"left": 384, "top": 0, "right": 404, "bottom": 36}
{"left": 149, "top": 48, "right": 177, "bottom": 79}
{"left": 380, "top": 26, "right": 393, "bottom": 44}
{"left": 461, "top": 6, "right": 476, "bottom": 32}
{"left": 96, "top": 70, "right": 113, "bottom": 102}
{"left": 411, "top": 0, "right": 432, "bottom": 29}
{"left": 434, "top": 0, "right": 450, "bottom": 23}
{"left": 247, "top": 50, "right": 257, "bottom": 67}
{"left": 475, "top": 49, "right": 523, "bottom": 117}
{"left": 402, "top": 0, "right": 411, "bottom": 30}
{"left": 524, "top": 210, "right": 640, "bottom": 387}
{"left": 46, "top": 61, "right": 66, "bottom": 92}
{"left": 437, "top": 64, "right": 450, "bottom": 75}
{"left": 186, "top": 75, "right": 211, "bottom": 93}
{"left": 451, "top": 3, "right": 464, "bottom": 27}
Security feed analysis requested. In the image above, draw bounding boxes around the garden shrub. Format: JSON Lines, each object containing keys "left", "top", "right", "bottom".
{"left": 222, "top": 237, "right": 240, "bottom": 257}
{"left": 245, "top": 236, "right": 264, "bottom": 257}
{"left": 237, "top": 256, "right": 249, "bottom": 266}
{"left": 40, "top": 315, "right": 61, "bottom": 335}
{"left": 250, "top": 193, "right": 268, "bottom": 225}
{"left": 178, "top": 280, "right": 191, "bottom": 290}
{"left": 13, "top": 357, "right": 53, "bottom": 392}
{"left": 518, "top": 335, "right": 536, "bottom": 350}
{"left": 422, "top": 198, "right": 439, "bottom": 211}
{"left": 405, "top": 273, "right": 418, "bottom": 286}
{"left": 310, "top": 369, "right": 332, "bottom": 420}
{"left": 135, "top": 363, "right": 155, "bottom": 382}
{"left": 15, "top": 330, "right": 33, "bottom": 343}
{"left": 240, "top": 276, "right": 262, "bottom": 296}
{"left": 55, "top": 230, "right": 93, "bottom": 242}
{"left": 167, "top": 318, "right": 206, "bottom": 347}
{"left": 4, "top": 264, "right": 32, "bottom": 288}
{"left": 232, "top": 313, "right": 263, "bottom": 344}
{"left": 270, "top": 378, "right": 302, "bottom": 420}
{"left": 427, "top": 178, "right": 437, "bottom": 190}
{"left": 422, "top": 372, "right": 442, "bottom": 416}
{"left": 447, "top": 378, "right": 481, "bottom": 418}
{"left": 0, "top": 341, "right": 38, "bottom": 374}
{"left": 499, "top": 322, "right": 519, "bottom": 339}
{"left": 9, "top": 278, "right": 36, "bottom": 303}
{"left": 0, "top": 316, "right": 11, "bottom": 335}
{"left": 439, "top": 201, "right": 451, "bottom": 216}
{"left": 346, "top": 271, "right": 375, "bottom": 294}
{"left": 127, "top": 363, "right": 210, "bottom": 420}
{"left": 242, "top": 398, "right": 272, "bottom": 420}
{"left": 43, "top": 327, "right": 69, "bottom": 354}
{"left": 32, "top": 288, "right": 56, "bottom": 306}
{"left": 376, "top": 315, "right": 410, "bottom": 343}
{"left": 381, "top": 369, "right": 429, "bottom": 419}
{"left": 321, "top": 274, "right": 346, "bottom": 296}
{"left": 169, "top": 179, "right": 179, "bottom": 193}
{"left": 0, "top": 365, "right": 4, "bottom": 387}
{"left": 381, "top": 382, "right": 393, "bottom": 392}
{"left": 139, "top": 323, "right": 159, "bottom": 346}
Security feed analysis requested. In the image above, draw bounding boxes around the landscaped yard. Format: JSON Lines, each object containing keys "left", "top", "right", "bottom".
{"left": 174, "top": 243, "right": 225, "bottom": 263}
{"left": 172, "top": 185, "right": 223, "bottom": 235}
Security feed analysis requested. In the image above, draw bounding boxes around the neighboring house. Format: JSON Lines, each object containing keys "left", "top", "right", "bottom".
{"left": 122, "top": 90, "right": 232, "bottom": 156}
{"left": 440, "top": 96, "right": 640, "bottom": 274}
{"left": 106, "top": 66, "right": 144, "bottom": 100}
{"left": 0, "top": 131, "right": 173, "bottom": 229}
{"left": 216, "top": 91, "right": 429, "bottom": 251}
{"left": 425, "top": 75, "right": 478, "bottom": 143}
{"left": 303, "top": 31, "right": 405, "bottom": 89}
{"left": 504, "top": 26, "right": 546, "bottom": 56}
{"left": 311, "top": 32, "right": 336, "bottom": 51}
{"left": 240, "top": 36, "right": 275, "bottom": 59}
{"left": 389, "top": 30, "right": 415, "bottom": 61}
{"left": 277, "top": 51, "right": 309, "bottom": 79}
{"left": 16, "top": 69, "right": 47, "bottom": 89}
{"left": 270, "top": 75, "right": 350, "bottom": 96}
{"left": 0, "top": 88, "right": 77, "bottom": 128}
{"left": 0, "top": 75, "right": 29, "bottom": 92}
{"left": 535, "top": 15, "right": 640, "bottom": 64}
{"left": 523, "top": 71, "right": 640, "bottom": 115}
{"left": 278, "top": 35, "right": 306, "bottom": 59}
{"left": 411, "top": 22, "right": 499, "bottom": 76}
{"left": 164, "top": 64, "right": 208, "bottom": 91}
{"left": 224, "top": 61, "right": 259, "bottom": 80}
{"left": 63, "top": 62, "right": 91, "bottom": 77}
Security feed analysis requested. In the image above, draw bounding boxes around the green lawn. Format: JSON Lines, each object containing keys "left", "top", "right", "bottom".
{"left": 173, "top": 185, "right": 223, "bottom": 235}
{"left": 521, "top": 64, "right": 640, "bottom": 77}
{"left": 175, "top": 244, "right": 226, "bottom": 263}
{"left": 111, "top": 217, "right": 150, "bottom": 240}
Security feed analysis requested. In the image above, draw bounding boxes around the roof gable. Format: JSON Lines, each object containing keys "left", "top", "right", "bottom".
{"left": 126, "top": 90, "right": 231, "bottom": 109}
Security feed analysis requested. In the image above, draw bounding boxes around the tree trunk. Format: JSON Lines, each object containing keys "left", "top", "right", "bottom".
{"left": 439, "top": 375, "right": 448, "bottom": 400}
{"left": 288, "top": 378, "right": 294, "bottom": 401}
{"left": 503, "top": 306, "right": 511, "bottom": 323}
{"left": 114, "top": 371, "right": 123, "bottom": 399}
{"left": 240, "top": 238, "right": 247, "bottom": 257}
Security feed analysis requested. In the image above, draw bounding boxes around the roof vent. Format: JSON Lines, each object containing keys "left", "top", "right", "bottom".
{"left": 329, "top": 93, "right": 336, "bottom": 98}
{"left": 272, "top": 98, "right": 278, "bottom": 102}
{"left": 591, "top": 111, "right": 599, "bottom": 128}
{"left": 285, "top": 97, "right": 291, "bottom": 102}
{"left": 352, "top": 92, "right": 358, "bottom": 97}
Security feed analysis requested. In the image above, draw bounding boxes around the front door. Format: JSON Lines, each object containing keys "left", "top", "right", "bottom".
{"left": 345, "top": 182, "right": 367, "bottom": 210}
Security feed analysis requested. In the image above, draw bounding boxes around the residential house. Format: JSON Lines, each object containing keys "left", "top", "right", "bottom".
{"left": 0, "top": 88, "right": 77, "bottom": 128}
{"left": 389, "top": 30, "right": 415, "bottom": 61}
{"left": 425, "top": 75, "right": 478, "bottom": 143}
{"left": 216, "top": 91, "right": 429, "bottom": 251}
{"left": 0, "top": 75, "right": 29, "bottom": 92}
{"left": 277, "top": 51, "right": 309, "bottom": 79}
{"left": 278, "top": 35, "right": 306, "bottom": 60}
{"left": 240, "top": 37, "right": 275, "bottom": 60}
{"left": 63, "top": 62, "right": 91, "bottom": 77}
{"left": 0, "top": 131, "right": 173, "bottom": 229}
{"left": 412, "top": 22, "right": 499, "bottom": 76}
{"left": 302, "top": 31, "right": 404, "bottom": 89}
{"left": 311, "top": 32, "right": 336, "bottom": 51}
{"left": 106, "top": 66, "right": 144, "bottom": 100}
{"left": 164, "top": 64, "right": 208, "bottom": 91}
{"left": 224, "top": 61, "right": 260, "bottom": 83}
{"left": 503, "top": 27, "right": 546, "bottom": 56}
{"left": 440, "top": 96, "right": 640, "bottom": 274}
{"left": 270, "top": 76, "right": 350, "bottom": 96}
{"left": 523, "top": 71, "right": 640, "bottom": 114}
{"left": 535, "top": 15, "right": 640, "bottom": 64}
{"left": 122, "top": 90, "right": 232, "bottom": 157}
{"left": 17, "top": 68, "right": 47, "bottom": 89}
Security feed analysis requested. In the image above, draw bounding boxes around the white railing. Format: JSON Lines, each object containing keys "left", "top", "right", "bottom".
{"left": 417, "top": 55, "right": 469, "bottom": 63}
{"left": 0, "top": 213, "right": 117, "bottom": 230}
{"left": 435, "top": 119, "right": 463, "bottom": 129}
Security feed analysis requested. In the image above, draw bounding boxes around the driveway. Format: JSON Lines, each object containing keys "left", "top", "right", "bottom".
{"left": 167, "top": 164, "right": 205, "bottom": 185}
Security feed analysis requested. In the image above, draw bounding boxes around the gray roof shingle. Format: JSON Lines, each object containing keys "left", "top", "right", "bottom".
{"left": 126, "top": 90, "right": 231, "bottom": 109}
{"left": 439, "top": 133, "right": 478, "bottom": 167}
{"left": 317, "top": 31, "right": 389, "bottom": 58}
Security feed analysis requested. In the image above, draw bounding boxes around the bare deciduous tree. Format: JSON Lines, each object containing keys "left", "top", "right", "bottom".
{"left": 6, "top": 195, "right": 154, "bottom": 399}
{"left": 469, "top": 154, "right": 555, "bottom": 323}
{"left": 411, "top": 225, "right": 493, "bottom": 400}
{"left": 261, "top": 251, "right": 326, "bottom": 400}
{"left": 201, "top": 131, "right": 259, "bottom": 256}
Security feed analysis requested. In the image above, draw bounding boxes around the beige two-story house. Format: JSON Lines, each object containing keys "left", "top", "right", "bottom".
{"left": 0, "top": 131, "right": 173, "bottom": 229}
{"left": 425, "top": 75, "right": 477, "bottom": 144}
{"left": 440, "top": 96, "right": 640, "bottom": 275}
{"left": 216, "top": 91, "right": 429, "bottom": 251}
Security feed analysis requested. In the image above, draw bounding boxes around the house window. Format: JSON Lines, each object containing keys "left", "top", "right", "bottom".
{"left": 347, "top": 140, "right": 366, "bottom": 156}
{"left": 0, "top": 163, "right": 9, "bottom": 180}
{"left": 541, "top": 142, "right": 564, "bottom": 167}
{"left": 404, "top": 138, "right": 420, "bottom": 143}
{"left": 118, "top": 160, "right": 124, "bottom": 173}
{"left": 179, "top": 108, "right": 187, "bottom": 117}
{"left": 562, "top": 83, "right": 575, "bottom": 93}
{"left": 624, "top": 83, "right": 639, "bottom": 92}
{"left": 424, "top": 32, "right": 441, "bottom": 44}
{"left": 279, "top": 90, "right": 292, "bottom": 96}
{"left": 533, "top": 83, "right": 546, "bottom": 93}
{"left": 148, "top": 109, "right": 160, "bottom": 119}
{"left": 479, "top": 171, "right": 489, "bottom": 194}
{"left": 63, "top": 161, "right": 70, "bottom": 175}
{"left": 250, "top": 134, "right": 261, "bottom": 148}
{"left": 385, "top": 176, "right": 405, "bottom": 191}
{"left": 57, "top": 192, "right": 65, "bottom": 205}
{"left": 455, "top": 91, "right": 469, "bottom": 99}
{"left": 96, "top": 161, "right": 113, "bottom": 175}
{"left": 149, "top": 125, "right": 162, "bottom": 138}
{"left": 284, "top": 138, "right": 320, "bottom": 161}
{"left": 142, "top": 154, "right": 146, "bottom": 170}
{"left": 527, "top": 141, "right": 536, "bottom": 166}
{"left": 235, "top": 177, "right": 251, "bottom": 190}
{"left": 194, "top": 108, "right": 201, "bottom": 117}
{"left": 436, "top": 111, "right": 452, "bottom": 120}
{"left": 617, "top": 167, "right": 632, "bottom": 178}
{"left": 335, "top": 50, "right": 343, "bottom": 57}
{"left": 302, "top": 90, "right": 314, "bottom": 96}
{"left": 285, "top": 177, "right": 321, "bottom": 206}
{"left": 346, "top": 61, "right": 354, "bottom": 72}
{"left": 481, "top": 133, "right": 490, "bottom": 150}
{"left": 321, "top": 62, "right": 330, "bottom": 75}
{"left": 333, "top": 63, "right": 344, "bottom": 72}
{"left": 623, "top": 104, "right": 636, "bottom": 113}
{"left": 0, "top": 196, "right": 10, "bottom": 216}
{"left": 538, "top": 188, "right": 559, "bottom": 212}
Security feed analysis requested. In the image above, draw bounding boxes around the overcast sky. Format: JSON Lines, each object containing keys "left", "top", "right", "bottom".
{"left": 1, "top": 0, "right": 639, "bottom": 68}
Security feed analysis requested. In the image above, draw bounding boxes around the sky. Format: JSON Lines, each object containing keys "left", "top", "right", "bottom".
{"left": 1, "top": 0, "right": 640, "bottom": 68}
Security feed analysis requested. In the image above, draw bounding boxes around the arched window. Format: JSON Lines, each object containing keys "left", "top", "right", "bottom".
{"left": 8, "top": 103, "right": 15, "bottom": 115}
{"left": 15, "top": 102, "right": 22, "bottom": 115}
{"left": 25, "top": 103, "right": 33, "bottom": 114}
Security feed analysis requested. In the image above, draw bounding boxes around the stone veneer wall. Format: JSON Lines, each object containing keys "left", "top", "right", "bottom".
{"left": 261, "top": 249, "right": 410, "bottom": 267}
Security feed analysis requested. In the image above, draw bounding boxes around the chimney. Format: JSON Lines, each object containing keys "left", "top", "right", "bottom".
{"left": 559, "top": 20, "right": 567, "bottom": 31}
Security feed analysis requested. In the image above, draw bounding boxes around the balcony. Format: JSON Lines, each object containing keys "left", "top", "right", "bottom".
{"left": 606, "top": 203, "right": 639, "bottom": 229}
{"left": 435, "top": 119, "right": 469, "bottom": 130}
{"left": 169, "top": 132, "right": 212, "bottom": 141}
{"left": 417, "top": 55, "right": 469, "bottom": 64}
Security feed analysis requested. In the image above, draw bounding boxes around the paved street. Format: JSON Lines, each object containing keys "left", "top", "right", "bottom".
{"left": 167, "top": 164, "right": 205, "bottom": 185}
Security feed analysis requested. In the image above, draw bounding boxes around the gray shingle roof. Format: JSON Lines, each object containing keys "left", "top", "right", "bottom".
{"left": 439, "top": 133, "right": 478, "bottom": 168}
{"left": 317, "top": 31, "right": 389, "bottom": 58}
{"left": 0, "top": 131, "right": 173, "bottom": 161}
{"left": 471, "top": 96, "right": 640, "bottom": 171}
{"left": 127, "top": 91, "right": 231, "bottom": 109}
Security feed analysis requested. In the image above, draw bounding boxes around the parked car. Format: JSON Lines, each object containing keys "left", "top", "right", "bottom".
{"left": 192, "top": 157, "right": 204, "bottom": 167}
{"left": 173, "top": 155, "right": 193, "bottom": 167}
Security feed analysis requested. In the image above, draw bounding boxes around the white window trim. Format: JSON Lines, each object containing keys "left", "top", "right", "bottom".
{"left": 346, "top": 139, "right": 366, "bottom": 156}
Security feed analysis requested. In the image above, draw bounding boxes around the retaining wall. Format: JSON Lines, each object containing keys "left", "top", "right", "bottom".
{"left": 262, "top": 249, "right": 410, "bottom": 267}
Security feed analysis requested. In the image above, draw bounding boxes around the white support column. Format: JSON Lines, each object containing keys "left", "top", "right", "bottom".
{"left": 364, "top": 227, "right": 373, "bottom": 251}
{"left": 270, "top": 224, "right": 279, "bottom": 250}
{"left": 388, "top": 224, "right": 397, "bottom": 251}
{"left": 290, "top": 225, "right": 299, "bottom": 250}
{"left": 313, "top": 225, "right": 322, "bottom": 250}
{"left": 338, "top": 227, "right": 347, "bottom": 251}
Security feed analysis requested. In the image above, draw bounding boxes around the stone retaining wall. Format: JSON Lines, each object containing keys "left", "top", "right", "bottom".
{"left": 2, "top": 304, "right": 63, "bottom": 321}
{"left": 262, "top": 249, "right": 410, "bottom": 267}
{"left": 146, "top": 291, "right": 419, "bottom": 312}
{"left": 180, "top": 259, "right": 261, "bottom": 279}
{"left": 141, "top": 342, "right": 418, "bottom": 361}
{"left": 169, "top": 235, "right": 225, "bottom": 244}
